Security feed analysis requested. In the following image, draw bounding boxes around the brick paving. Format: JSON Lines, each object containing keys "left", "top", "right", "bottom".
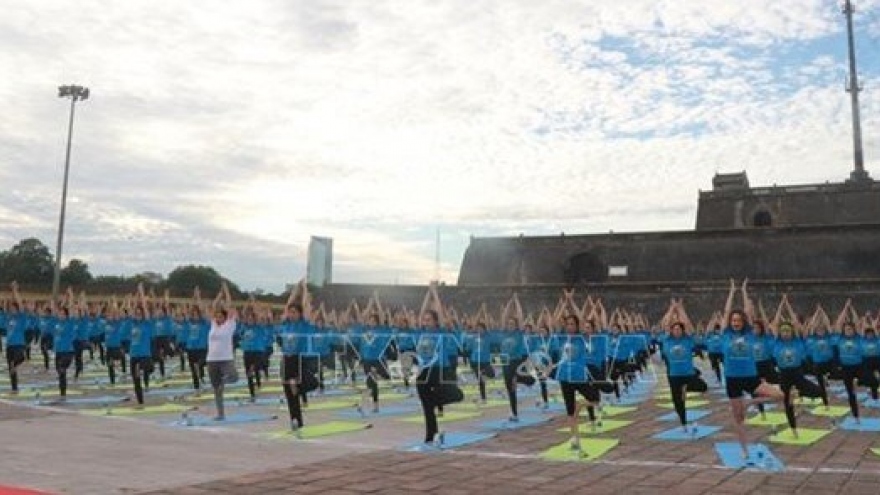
{"left": 4, "top": 360, "right": 880, "bottom": 494}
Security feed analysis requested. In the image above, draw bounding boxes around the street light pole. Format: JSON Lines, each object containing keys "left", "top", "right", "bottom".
{"left": 52, "top": 85, "right": 89, "bottom": 304}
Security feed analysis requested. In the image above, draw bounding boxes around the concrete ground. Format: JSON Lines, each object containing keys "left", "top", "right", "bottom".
{"left": 2, "top": 356, "right": 880, "bottom": 494}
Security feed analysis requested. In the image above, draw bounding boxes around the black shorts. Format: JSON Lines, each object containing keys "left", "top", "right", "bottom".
{"left": 362, "top": 360, "right": 391, "bottom": 380}
{"left": 725, "top": 376, "right": 761, "bottom": 399}
{"left": 106, "top": 348, "right": 125, "bottom": 361}
{"left": 470, "top": 361, "right": 496, "bottom": 380}
{"left": 6, "top": 345, "right": 26, "bottom": 367}
{"left": 560, "top": 381, "right": 600, "bottom": 416}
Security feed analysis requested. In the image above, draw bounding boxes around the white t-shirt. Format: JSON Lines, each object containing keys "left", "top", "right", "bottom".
{"left": 206, "top": 318, "right": 237, "bottom": 362}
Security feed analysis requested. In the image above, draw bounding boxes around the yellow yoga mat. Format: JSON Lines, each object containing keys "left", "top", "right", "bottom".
{"left": 769, "top": 428, "right": 831, "bottom": 446}
{"left": 656, "top": 400, "right": 710, "bottom": 409}
{"left": 399, "top": 411, "right": 482, "bottom": 423}
{"left": 541, "top": 438, "right": 619, "bottom": 462}
{"left": 556, "top": 419, "right": 632, "bottom": 435}
{"left": 266, "top": 421, "right": 372, "bottom": 440}
{"left": 746, "top": 412, "right": 789, "bottom": 426}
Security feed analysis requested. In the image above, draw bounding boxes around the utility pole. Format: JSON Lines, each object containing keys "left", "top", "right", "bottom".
{"left": 843, "top": 0, "right": 871, "bottom": 183}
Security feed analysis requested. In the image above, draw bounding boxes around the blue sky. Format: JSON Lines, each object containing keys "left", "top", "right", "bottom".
{"left": 2, "top": 0, "right": 880, "bottom": 292}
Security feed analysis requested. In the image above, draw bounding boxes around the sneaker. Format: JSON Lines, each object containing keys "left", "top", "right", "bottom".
{"left": 508, "top": 415, "right": 519, "bottom": 423}
{"left": 290, "top": 421, "right": 302, "bottom": 438}
{"left": 433, "top": 431, "right": 445, "bottom": 448}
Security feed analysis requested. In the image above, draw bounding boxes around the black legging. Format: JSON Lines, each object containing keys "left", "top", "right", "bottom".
{"left": 130, "top": 357, "right": 152, "bottom": 404}
{"left": 708, "top": 352, "right": 723, "bottom": 383}
{"left": 667, "top": 374, "right": 708, "bottom": 426}
{"left": 470, "top": 362, "right": 494, "bottom": 401}
{"left": 6, "top": 346, "right": 25, "bottom": 392}
{"left": 187, "top": 349, "right": 207, "bottom": 390}
{"left": 55, "top": 352, "right": 74, "bottom": 396}
{"left": 282, "top": 354, "right": 318, "bottom": 427}
{"left": 244, "top": 351, "right": 263, "bottom": 399}
{"left": 809, "top": 360, "right": 833, "bottom": 407}
{"left": 503, "top": 357, "right": 527, "bottom": 417}
{"left": 841, "top": 364, "right": 864, "bottom": 419}
{"left": 779, "top": 367, "right": 823, "bottom": 430}
{"left": 865, "top": 356, "right": 880, "bottom": 401}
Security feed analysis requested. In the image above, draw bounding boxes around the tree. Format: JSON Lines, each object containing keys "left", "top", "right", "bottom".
{"left": 0, "top": 238, "right": 54, "bottom": 286}
{"left": 166, "top": 265, "right": 228, "bottom": 297}
{"left": 60, "top": 258, "right": 93, "bottom": 287}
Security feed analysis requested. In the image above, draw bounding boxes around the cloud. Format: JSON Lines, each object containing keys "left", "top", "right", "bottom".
{"left": 1, "top": 0, "right": 879, "bottom": 292}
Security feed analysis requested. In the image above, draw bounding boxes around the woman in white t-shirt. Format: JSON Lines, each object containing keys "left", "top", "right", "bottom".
{"left": 207, "top": 291, "right": 239, "bottom": 421}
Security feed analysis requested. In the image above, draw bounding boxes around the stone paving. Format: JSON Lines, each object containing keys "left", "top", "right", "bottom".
{"left": 3, "top": 357, "right": 880, "bottom": 494}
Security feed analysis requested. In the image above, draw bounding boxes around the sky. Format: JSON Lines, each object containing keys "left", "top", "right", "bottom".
{"left": 3, "top": 0, "right": 880, "bottom": 293}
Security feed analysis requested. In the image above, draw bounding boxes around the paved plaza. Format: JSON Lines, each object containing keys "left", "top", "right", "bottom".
{"left": 2, "top": 359, "right": 880, "bottom": 494}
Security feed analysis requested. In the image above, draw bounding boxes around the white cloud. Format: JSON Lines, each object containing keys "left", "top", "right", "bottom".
{"left": 1, "top": 0, "right": 879, "bottom": 291}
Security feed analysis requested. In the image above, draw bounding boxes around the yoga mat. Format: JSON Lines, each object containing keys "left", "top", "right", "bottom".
{"left": 769, "top": 428, "right": 831, "bottom": 446}
{"left": 556, "top": 419, "right": 632, "bottom": 435}
{"left": 480, "top": 415, "right": 549, "bottom": 431}
{"left": 862, "top": 399, "right": 880, "bottom": 408}
{"left": 38, "top": 395, "right": 130, "bottom": 406}
{"left": 336, "top": 404, "right": 419, "bottom": 419}
{"left": 399, "top": 411, "right": 482, "bottom": 423}
{"left": 457, "top": 399, "right": 510, "bottom": 410}
{"left": 653, "top": 425, "right": 721, "bottom": 440}
{"left": 83, "top": 403, "right": 195, "bottom": 416}
{"left": 810, "top": 406, "right": 851, "bottom": 418}
{"left": 657, "top": 410, "right": 712, "bottom": 422}
{"left": 183, "top": 391, "right": 253, "bottom": 402}
{"left": 599, "top": 405, "right": 637, "bottom": 417}
{"left": 653, "top": 391, "right": 705, "bottom": 401}
{"left": 146, "top": 387, "right": 199, "bottom": 397}
{"left": 656, "top": 400, "right": 710, "bottom": 409}
{"left": 714, "top": 442, "right": 784, "bottom": 472}
{"left": 402, "top": 432, "right": 496, "bottom": 452}
{"left": 299, "top": 399, "right": 360, "bottom": 411}
{"left": 171, "top": 412, "right": 278, "bottom": 427}
{"left": 1, "top": 389, "right": 83, "bottom": 399}
{"left": 540, "top": 438, "right": 619, "bottom": 462}
{"left": 267, "top": 421, "right": 372, "bottom": 440}
{"left": 871, "top": 447, "right": 880, "bottom": 458}
{"left": 840, "top": 417, "right": 880, "bottom": 431}
{"left": 746, "top": 412, "right": 789, "bottom": 427}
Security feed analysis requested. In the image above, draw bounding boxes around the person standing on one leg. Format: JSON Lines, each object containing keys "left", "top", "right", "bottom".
{"left": 773, "top": 322, "right": 823, "bottom": 439}
{"left": 206, "top": 283, "right": 238, "bottom": 421}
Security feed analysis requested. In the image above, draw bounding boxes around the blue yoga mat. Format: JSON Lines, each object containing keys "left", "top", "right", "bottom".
{"left": 39, "top": 395, "right": 131, "bottom": 406}
{"left": 401, "top": 432, "right": 496, "bottom": 452}
{"left": 715, "top": 442, "right": 784, "bottom": 472}
{"left": 840, "top": 417, "right": 880, "bottom": 431}
{"left": 480, "top": 415, "right": 549, "bottom": 431}
{"left": 862, "top": 399, "right": 880, "bottom": 408}
{"left": 147, "top": 387, "right": 198, "bottom": 397}
{"left": 654, "top": 425, "right": 720, "bottom": 441}
{"left": 657, "top": 409, "right": 711, "bottom": 422}
{"left": 336, "top": 405, "right": 419, "bottom": 419}
{"left": 615, "top": 395, "right": 650, "bottom": 406}
{"left": 836, "top": 391, "right": 869, "bottom": 401}
{"left": 170, "top": 412, "right": 279, "bottom": 427}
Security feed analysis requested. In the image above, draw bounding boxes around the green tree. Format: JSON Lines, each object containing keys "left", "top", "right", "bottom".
{"left": 165, "top": 265, "right": 240, "bottom": 297}
{"left": 0, "top": 238, "right": 54, "bottom": 285}
{"left": 60, "top": 258, "right": 93, "bottom": 287}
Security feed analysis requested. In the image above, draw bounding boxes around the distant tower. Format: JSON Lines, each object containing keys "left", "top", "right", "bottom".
{"left": 306, "top": 236, "right": 333, "bottom": 287}
{"left": 843, "top": 0, "right": 872, "bottom": 183}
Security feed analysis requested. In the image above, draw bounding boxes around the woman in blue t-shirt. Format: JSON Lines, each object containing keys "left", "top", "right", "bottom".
{"left": 773, "top": 322, "right": 823, "bottom": 438}
{"left": 661, "top": 321, "right": 708, "bottom": 432}
{"left": 554, "top": 314, "right": 600, "bottom": 452}
{"left": 722, "top": 307, "right": 783, "bottom": 459}
{"left": 836, "top": 322, "right": 878, "bottom": 423}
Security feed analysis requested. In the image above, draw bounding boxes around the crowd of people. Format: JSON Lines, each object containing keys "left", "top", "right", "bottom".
{"left": 2, "top": 278, "right": 880, "bottom": 460}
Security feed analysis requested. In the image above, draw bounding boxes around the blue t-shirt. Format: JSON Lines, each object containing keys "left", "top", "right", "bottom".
{"left": 555, "top": 335, "right": 589, "bottom": 383}
{"left": 154, "top": 316, "right": 173, "bottom": 338}
{"left": 5, "top": 312, "right": 27, "bottom": 346}
{"left": 239, "top": 323, "right": 265, "bottom": 352}
{"left": 661, "top": 335, "right": 695, "bottom": 377}
{"left": 53, "top": 318, "right": 77, "bottom": 353}
{"left": 806, "top": 334, "right": 835, "bottom": 364}
{"left": 773, "top": 338, "right": 806, "bottom": 369}
{"left": 414, "top": 332, "right": 449, "bottom": 369}
{"left": 705, "top": 331, "right": 724, "bottom": 353}
{"left": 174, "top": 320, "right": 188, "bottom": 345}
{"left": 499, "top": 331, "right": 528, "bottom": 360}
{"left": 187, "top": 319, "right": 210, "bottom": 350}
{"left": 722, "top": 328, "right": 758, "bottom": 378}
{"left": 278, "top": 319, "right": 313, "bottom": 356}
{"left": 752, "top": 334, "right": 775, "bottom": 362}
{"left": 837, "top": 335, "right": 863, "bottom": 366}
{"left": 583, "top": 333, "right": 609, "bottom": 369}
{"left": 104, "top": 319, "right": 122, "bottom": 349}
{"left": 863, "top": 336, "right": 880, "bottom": 358}
{"left": 465, "top": 332, "right": 493, "bottom": 364}
{"left": 358, "top": 329, "right": 392, "bottom": 361}
{"left": 129, "top": 319, "right": 154, "bottom": 358}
